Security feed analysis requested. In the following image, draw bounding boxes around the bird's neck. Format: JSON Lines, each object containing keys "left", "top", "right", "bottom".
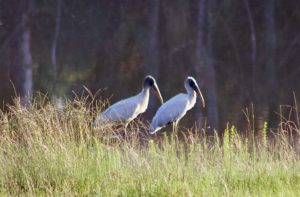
{"left": 187, "top": 91, "right": 197, "bottom": 109}
{"left": 139, "top": 87, "right": 150, "bottom": 112}
{"left": 185, "top": 83, "right": 195, "bottom": 97}
{"left": 141, "top": 86, "right": 150, "bottom": 96}
{"left": 140, "top": 86, "right": 150, "bottom": 105}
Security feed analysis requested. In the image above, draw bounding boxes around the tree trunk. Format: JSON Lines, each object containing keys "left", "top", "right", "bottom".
{"left": 18, "top": 0, "right": 34, "bottom": 106}
{"left": 145, "top": 0, "right": 160, "bottom": 115}
{"left": 205, "top": 0, "right": 219, "bottom": 132}
{"left": 195, "top": 0, "right": 206, "bottom": 68}
{"left": 256, "top": 0, "right": 277, "bottom": 136}
{"left": 51, "top": 0, "right": 62, "bottom": 94}
{"left": 195, "top": 0, "right": 219, "bottom": 133}
{"left": 264, "top": 0, "right": 277, "bottom": 130}
{"left": 146, "top": 0, "right": 160, "bottom": 77}
{"left": 243, "top": 0, "right": 257, "bottom": 102}
{"left": 194, "top": 0, "right": 207, "bottom": 131}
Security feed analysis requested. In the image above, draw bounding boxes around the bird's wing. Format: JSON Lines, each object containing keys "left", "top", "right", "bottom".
{"left": 96, "top": 95, "right": 140, "bottom": 123}
{"left": 151, "top": 94, "right": 189, "bottom": 130}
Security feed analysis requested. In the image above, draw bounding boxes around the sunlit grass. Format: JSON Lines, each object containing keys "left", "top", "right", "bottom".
{"left": 0, "top": 95, "right": 300, "bottom": 196}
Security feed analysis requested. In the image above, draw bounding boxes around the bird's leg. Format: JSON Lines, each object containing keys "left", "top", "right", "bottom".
{"left": 170, "top": 122, "right": 175, "bottom": 143}
{"left": 171, "top": 121, "right": 179, "bottom": 141}
{"left": 172, "top": 122, "right": 176, "bottom": 133}
{"left": 174, "top": 121, "right": 178, "bottom": 133}
{"left": 124, "top": 122, "right": 128, "bottom": 138}
{"left": 175, "top": 121, "right": 181, "bottom": 148}
{"left": 171, "top": 121, "right": 179, "bottom": 146}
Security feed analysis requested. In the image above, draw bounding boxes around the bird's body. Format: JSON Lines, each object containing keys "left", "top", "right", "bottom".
{"left": 94, "top": 88, "right": 150, "bottom": 127}
{"left": 94, "top": 75, "right": 163, "bottom": 128}
{"left": 150, "top": 93, "right": 196, "bottom": 132}
{"left": 150, "top": 76, "right": 205, "bottom": 134}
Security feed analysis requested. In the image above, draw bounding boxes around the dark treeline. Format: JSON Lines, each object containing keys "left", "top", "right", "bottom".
{"left": 0, "top": 0, "right": 300, "bottom": 133}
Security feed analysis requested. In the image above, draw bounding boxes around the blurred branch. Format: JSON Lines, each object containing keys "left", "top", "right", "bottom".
{"left": 169, "top": 40, "right": 194, "bottom": 65}
{"left": 279, "top": 34, "right": 300, "bottom": 68}
{"left": 220, "top": 18, "right": 242, "bottom": 68}
{"left": 0, "top": 25, "right": 21, "bottom": 58}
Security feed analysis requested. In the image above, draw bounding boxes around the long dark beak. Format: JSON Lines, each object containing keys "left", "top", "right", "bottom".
{"left": 194, "top": 85, "right": 205, "bottom": 108}
{"left": 152, "top": 83, "right": 164, "bottom": 104}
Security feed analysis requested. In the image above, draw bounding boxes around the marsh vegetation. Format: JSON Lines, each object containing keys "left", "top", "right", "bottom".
{"left": 0, "top": 95, "right": 299, "bottom": 196}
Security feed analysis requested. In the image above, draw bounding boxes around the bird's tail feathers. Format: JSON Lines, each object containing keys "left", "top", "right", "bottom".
{"left": 93, "top": 115, "right": 109, "bottom": 128}
{"left": 149, "top": 125, "right": 161, "bottom": 135}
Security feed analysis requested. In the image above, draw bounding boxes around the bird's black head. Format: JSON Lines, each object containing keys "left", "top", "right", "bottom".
{"left": 186, "top": 76, "right": 205, "bottom": 108}
{"left": 143, "top": 75, "right": 155, "bottom": 87}
{"left": 187, "top": 77, "right": 197, "bottom": 90}
{"left": 143, "top": 75, "right": 164, "bottom": 104}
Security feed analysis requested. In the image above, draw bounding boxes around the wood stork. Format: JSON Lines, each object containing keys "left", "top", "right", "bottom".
{"left": 94, "top": 75, "right": 163, "bottom": 129}
{"left": 149, "top": 76, "right": 205, "bottom": 134}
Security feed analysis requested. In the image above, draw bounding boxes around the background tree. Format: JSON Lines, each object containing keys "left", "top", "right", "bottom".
{"left": 0, "top": 0, "right": 300, "bottom": 132}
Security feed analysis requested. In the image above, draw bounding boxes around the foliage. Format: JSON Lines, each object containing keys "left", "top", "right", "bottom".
{"left": 0, "top": 97, "right": 300, "bottom": 196}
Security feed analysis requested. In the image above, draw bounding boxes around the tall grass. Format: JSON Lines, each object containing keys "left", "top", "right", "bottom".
{"left": 0, "top": 95, "right": 300, "bottom": 196}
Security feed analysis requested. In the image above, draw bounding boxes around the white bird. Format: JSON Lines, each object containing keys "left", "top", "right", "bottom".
{"left": 149, "top": 76, "right": 205, "bottom": 134}
{"left": 94, "top": 75, "right": 163, "bottom": 128}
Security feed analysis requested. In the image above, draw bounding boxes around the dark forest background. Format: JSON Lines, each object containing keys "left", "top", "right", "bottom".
{"left": 0, "top": 0, "right": 300, "bottom": 133}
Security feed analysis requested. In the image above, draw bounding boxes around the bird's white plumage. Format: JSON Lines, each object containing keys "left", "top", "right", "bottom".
{"left": 94, "top": 75, "right": 164, "bottom": 128}
{"left": 149, "top": 76, "right": 204, "bottom": 134}
{"left": 150, "top": 93, "right": 196, "bottom": 133}
{"left": 94, "top": 89, "right": 149, "bottom": 127}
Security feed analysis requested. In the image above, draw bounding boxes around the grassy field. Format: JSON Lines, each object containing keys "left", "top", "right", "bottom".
{"left": 0, "top": 96, "right": 300, "bottom": 196}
